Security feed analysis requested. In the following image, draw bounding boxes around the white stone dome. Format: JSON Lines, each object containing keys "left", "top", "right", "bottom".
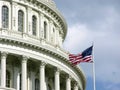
{"left": 0, "top": 0, "right": 86, "bottom": 90}
{"left": 39, "top": 0, "right": 56, "bottom": 7}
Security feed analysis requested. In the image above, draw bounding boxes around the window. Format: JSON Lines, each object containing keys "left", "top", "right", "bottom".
{"left": 2, "top": 6, "right": 9, "bottom": 28}
{"left": 44, "top": 21, "right": 47, "bottom": 39}
{"left": 18, "top": 10, "right": 24, "bottom": 32}
{"left": 6, "top": 70, "right": 11, "bottom": 87}
{"left": 32, "top": 15, "right": 37, "bottom": 36}
{"left": 35, "top": 79, "right": 39, "bottom": 90}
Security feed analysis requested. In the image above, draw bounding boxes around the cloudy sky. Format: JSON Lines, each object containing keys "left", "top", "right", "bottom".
{"left": 54, "top": 0, "right": 120, "bottom": 90}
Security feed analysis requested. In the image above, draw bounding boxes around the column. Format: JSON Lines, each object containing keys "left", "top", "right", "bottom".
{"left": 0, "top": 52, "right": 7, "bottom": 87}
{"left": 55, "top": 68, "right": 60, "bottom": 90}
{"left": 74, "top": 83, "right": 78, "bottom": 90}
{"left": 27, "top": 7, "right": 33, "bottom": 35}
{"left": 0, "top": 6, "right": 1, "bottom": 28}
{"left": 11, "top": 2, "right": 17, "bottom": 31}
{"left": 55, "top": 27, "right": 59, "bottom": 46}
{"left": 66, "top": 75, "right": 71, "bottom": 90}
{"left": 21, "top": 56, "right": 28, "bottom": 90}
{"left": 49, "top": 20, "right": 53, "bottom": 42}
{"left": 39, "top": 13, "right": 44, "bottom": 39}
{"left": 31, "top": 72, "right": 35, "bottom": 90}
{"left": 17, "top": 73, "right": 20, "bottom": 90}
{"left": 24, "top": 8, "right": 27, "bottom": 34}
{"left": 39, "top": 12, "right": 42, "bottom": 39}
{"left": 59, "top": 29, "right": 63, "bottom": 47}
{"left": 13, "top": 67, "right": 20, "bottom": 90}
{"left": 40, "top": 62, "right": 46, "bottom": 90}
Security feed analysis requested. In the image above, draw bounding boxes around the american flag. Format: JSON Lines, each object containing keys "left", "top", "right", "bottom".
{"left": 69, "top": 46, "right": 93, "bottom": 65}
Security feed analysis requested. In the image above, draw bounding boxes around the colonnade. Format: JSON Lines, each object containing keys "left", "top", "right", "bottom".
{"left": 0, "top": 52, "right": 79, "bottom": 90}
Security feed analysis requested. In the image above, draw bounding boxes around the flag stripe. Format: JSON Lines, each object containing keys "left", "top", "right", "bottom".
{"left": 69, "top": 46, "right": 93, "bottom": 65}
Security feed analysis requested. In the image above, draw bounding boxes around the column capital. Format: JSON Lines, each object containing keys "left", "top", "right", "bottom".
{"left": 26, "top": 6, "right": 32, "bottom": 11}
{"left": 40, "top": 61, "right": 46, "bottom": 67}
{"left": 22, "top": 55, "right": 29, "bottom": 60}
{"left": 40, "top": 13, "right": 44, "bottom": 18}
{"left": 54, "top": 67, "right": 61, "bottom": 73}
{"left": 22, "top": 56, "right": 29, "bottom": 62}
{"left": 66, "top": 74, "right": 72, "bottom": 80}
{"left": 74, "top": 82, "right": 78, "bottom": 86}
{"left": 49, "top": 20, "right": 53, "bottom": 24}
{"left": 1, "top": 51, "right": 8, "bottom": 58}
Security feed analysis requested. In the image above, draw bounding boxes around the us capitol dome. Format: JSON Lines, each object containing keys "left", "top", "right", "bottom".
{"left": 0, "top": 0, "right": 86, "bottom": 90}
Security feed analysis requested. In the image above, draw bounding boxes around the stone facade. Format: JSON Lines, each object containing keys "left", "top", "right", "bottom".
{"left": 0, "top": 0, "right": 86, "bottom": 90}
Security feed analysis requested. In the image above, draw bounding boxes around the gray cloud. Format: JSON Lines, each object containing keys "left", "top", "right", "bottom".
{"left": 55, "top": 0, "right": 120, "bottom": 29}
{"left": 54, "top": 0, "right": 120, "bottom": 89}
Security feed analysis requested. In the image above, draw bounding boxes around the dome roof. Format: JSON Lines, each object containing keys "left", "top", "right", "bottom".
{"left": 40, "top": 0, "right": 56, "bottom": 7}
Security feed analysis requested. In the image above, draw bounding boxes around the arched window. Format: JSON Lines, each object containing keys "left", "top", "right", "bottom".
{"left": 18, "top": 10, "right": 24, "bottom": 32}
{"left": 32, "top": 15, "right": 37, "bottom": 36}
{"left": 35, "top": 79, "right": 39, "bottom": 90}
{"left": 44, "top": 21, "right": 47, "bottom": 39}
{"left": 2, "top": 6, "right": 9, "bottom": 28}
{"left": 6, "top": 70, "right": 11, "bottom": 87}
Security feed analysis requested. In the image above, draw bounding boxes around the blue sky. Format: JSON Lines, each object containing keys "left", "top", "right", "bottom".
{"left": 54, "top": 0, "right": 120, "bottom": 90}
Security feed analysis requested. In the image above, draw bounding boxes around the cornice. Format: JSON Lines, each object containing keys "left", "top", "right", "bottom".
{"left": 0, "top": 36, "right": 86, "bottom": 89}
{"left": 0, "top": 35, "right": 68, "bottom": 61}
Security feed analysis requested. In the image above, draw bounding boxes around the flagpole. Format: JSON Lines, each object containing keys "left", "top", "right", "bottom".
{"left": 92, "top": 44, "right": 96, "bottom": 90}
{"left": 93, "top": 58, "right": 96, "bottom": 90}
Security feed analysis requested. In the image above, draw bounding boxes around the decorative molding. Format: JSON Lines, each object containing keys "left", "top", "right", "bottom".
{"left": 1, "top": 51, "right": 8, "bottom": 58}
{"left": 66, "top": 74, "right": 72, "bottom": 80}
{"left": 40, "top": 61, "right": 47, "bottom": 67}
{"left": 22, "top": 55, "right": 29, "bottom": 61}
{"left": 54, "top": 67, "right": 61, "bottom": 74}
{"left": 0, "top": 36, "right": 68, "bottom": 61}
